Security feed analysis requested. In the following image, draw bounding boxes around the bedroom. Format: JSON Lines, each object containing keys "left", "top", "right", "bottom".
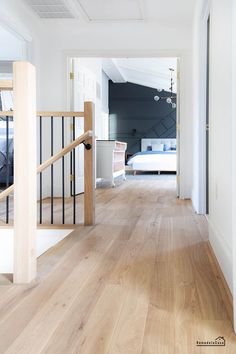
{"left": 97, "top": 58, "right": 178, "bottom": 192}
{"left": 0, "top": 57, "right": 178, "bottom": 200}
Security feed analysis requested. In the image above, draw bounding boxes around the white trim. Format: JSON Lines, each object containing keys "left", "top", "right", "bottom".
{"left": 62, "top": 49, "right": 186, "bottom": 59}
{"left": 195, "top": 0, "right": 210, "bottom": 215}
{"left": 208, "top": 217, "right": 233, "bottom": 293}
{"left": 198, "top": 14, "right": 208, "bottom": 214}
{"left": 232, "top": 0, "right": 236, "bottom": 332}
{"left": 0, "top": 19, "right": 32, "bottom": 43}
{"left": 0, "top": 21, "right": 32, "bottom": 62}
{"left": 63, "top": 49, "right": 184, "bottom": 199}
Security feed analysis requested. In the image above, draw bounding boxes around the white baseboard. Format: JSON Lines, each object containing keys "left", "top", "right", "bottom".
{"left": 207, "top": 217, "right": 233, "bottom": 293}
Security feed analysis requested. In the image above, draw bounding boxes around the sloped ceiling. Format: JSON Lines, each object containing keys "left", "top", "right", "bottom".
{"left": 103, "top": 58, "right": 177, "bottom": 93}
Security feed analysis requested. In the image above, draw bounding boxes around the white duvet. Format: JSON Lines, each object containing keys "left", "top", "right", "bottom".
{"left": 127, "top": 152, "right": 176, "bottom": 171}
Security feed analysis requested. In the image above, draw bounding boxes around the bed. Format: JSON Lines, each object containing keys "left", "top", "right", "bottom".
{"left": 127, "top": 138, "right": 177, "bottom": 174}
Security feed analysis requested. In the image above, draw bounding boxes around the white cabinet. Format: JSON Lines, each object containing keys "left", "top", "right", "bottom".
{"left": 96, "top": 140, "right": 127, "bottom": 186}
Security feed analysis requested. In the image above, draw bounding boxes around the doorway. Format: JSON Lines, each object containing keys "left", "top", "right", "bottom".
{"left": 68, "top": 56, "right": 180, "bottom": 197}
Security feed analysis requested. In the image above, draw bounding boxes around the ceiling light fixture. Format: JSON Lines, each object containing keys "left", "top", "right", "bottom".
{"left": 154, "top": 68, "right": 177, "bottom": 109}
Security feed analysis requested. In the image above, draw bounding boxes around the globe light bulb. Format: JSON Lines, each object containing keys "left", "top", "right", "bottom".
{"left": 172, "top": 103, "right": 177, "bottom": 109}
{"left": 166, "top": 97, "right": 172, "bottom": 104}
{"left": 154, "top": 95, "right": 160, "bottom": 101}
{"left": 157, "top": 88, "right": 162, "bottom": 92}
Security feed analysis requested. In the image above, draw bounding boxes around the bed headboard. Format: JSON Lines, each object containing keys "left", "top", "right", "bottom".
{"left": 141, "top": 138, "right": 176, "bottom": 152}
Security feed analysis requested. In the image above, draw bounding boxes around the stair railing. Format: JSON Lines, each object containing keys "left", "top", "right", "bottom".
{"left": 0, "top": 62, "right": 95, "bottom": 284}
{"left": 0, "top": 129, "right": 94, "bottom": 221}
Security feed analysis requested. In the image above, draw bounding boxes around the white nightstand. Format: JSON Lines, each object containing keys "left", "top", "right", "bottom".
{"left": 96, "top": 140, "right": 127, "bottom": 186}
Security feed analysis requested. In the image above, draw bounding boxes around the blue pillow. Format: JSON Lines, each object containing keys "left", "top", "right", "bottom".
{"left": 163, "top": 143, "right": 171, "bottom": 151}
{"left": 147, "top": 145, "right": 152, "bottom": 151}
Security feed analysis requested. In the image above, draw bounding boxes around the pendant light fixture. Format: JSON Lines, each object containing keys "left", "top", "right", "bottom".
{"left": 154, "top": 68, "right": 177, "bottom": 109}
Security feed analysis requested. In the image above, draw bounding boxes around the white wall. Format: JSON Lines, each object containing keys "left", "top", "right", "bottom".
{"left": 34, "top": 39, "right": 193, "bottom": 199}
{"left": 209, "top": 0, "right": 233, "bottom": 291}
{"left": 193, "top": 0, "right": 233, "bottom": 292}
{"left": 1, "top": 0, "right": 194, "bottom": 200}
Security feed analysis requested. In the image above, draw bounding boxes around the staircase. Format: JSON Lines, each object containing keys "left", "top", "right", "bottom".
{"left": 0, "top": 62, "right": 95, "bottom": 284}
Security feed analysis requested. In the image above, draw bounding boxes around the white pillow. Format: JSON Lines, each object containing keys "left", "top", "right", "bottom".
{"left": 152, "top": 143, "right": 164, "bottom": 151}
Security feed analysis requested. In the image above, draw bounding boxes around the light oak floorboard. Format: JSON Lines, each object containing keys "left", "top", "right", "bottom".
{"left": 0, "top": 178, "right": 235, "bottom": 353}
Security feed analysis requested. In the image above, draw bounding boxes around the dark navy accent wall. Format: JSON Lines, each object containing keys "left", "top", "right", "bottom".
{"left": 109, "top": 81, "right": 176, "bottom": 154}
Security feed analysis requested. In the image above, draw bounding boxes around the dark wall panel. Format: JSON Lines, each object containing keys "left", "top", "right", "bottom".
{"left": 109, "top": 81, "right": 176, "bottom": 154}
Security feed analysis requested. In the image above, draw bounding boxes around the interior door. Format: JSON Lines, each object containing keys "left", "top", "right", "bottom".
{"left": 206, "top": 16, "right": 210, "bottom": 214}
{"left": 70, "top": 58, "right": 96, "bottom": 195}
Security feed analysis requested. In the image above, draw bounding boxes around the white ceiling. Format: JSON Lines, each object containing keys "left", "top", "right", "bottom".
{"left": 77, "top": 0, "right": 143, "bottom": 21}
{"left": 144, "top": 0, "right": 196, "bottom": 24}
{"left": 103, "top": 58, "right": 177, "bottom": 93}
{"left": 24, "top": 0, "right": 196, "bottom": 24}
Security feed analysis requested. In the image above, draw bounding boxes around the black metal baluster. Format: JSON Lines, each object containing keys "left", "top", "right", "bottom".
{"left": 51, "top": 116, "right": 54, "bottom": 224}
{"left": 39, "top": 116, "right": 43, "bottom": 224}
{"left": 73, "top": 116, "right": 76, "bottom": 224}
{"left": 70, "top": 150, "right": 73, "bottom": 196}
{"left": 62, "top": 116, "right": 65, "bottom": 224}
{"left": 6, "top": 116, "right": 9, "bottom": 224}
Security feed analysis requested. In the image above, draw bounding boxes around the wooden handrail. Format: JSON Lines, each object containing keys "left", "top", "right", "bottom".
{"left": 0, "top": 111, "right": 84, "bottom": 117}
{"left": 37, "top": 112, "right": 84, "bottom": 117}
{"left": 0, "top": 111, "right": 13, "bottom": 116}
{"left": 0, "top": 80, "right": 13, "bottom": 90}
{"left": 0, "top": 130, "right": 93, "bottom": 201}
{"left": 0, "top": 185, "right": 14, "bottom": 201}
{"left": 37, "top": 130, "right": 92, "bottom": 173}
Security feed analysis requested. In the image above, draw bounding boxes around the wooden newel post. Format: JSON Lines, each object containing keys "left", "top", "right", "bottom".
{"left": 84, "top": 101, "right": 95, "bottom": 226}
{"left": 13, "top": 62, "right": 37, "bottom": 284}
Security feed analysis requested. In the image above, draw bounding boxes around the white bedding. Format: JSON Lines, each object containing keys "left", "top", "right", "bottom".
{"left": 127, "top": 152, "right": 176, "bottom": 171}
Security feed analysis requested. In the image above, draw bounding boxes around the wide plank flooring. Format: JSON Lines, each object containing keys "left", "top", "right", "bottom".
{"left": 0, "top": 177, "right": 236, "bottom": 353}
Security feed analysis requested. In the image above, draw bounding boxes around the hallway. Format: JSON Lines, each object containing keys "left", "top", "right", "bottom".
{"left": 0, "top": 178, "right": 235, "bottom": 353}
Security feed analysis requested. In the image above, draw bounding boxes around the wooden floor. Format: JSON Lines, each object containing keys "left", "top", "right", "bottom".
{"left": 0, "top": 177, "right": 236, "bottom": 353}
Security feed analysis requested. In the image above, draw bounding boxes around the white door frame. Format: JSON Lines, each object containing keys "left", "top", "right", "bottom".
{"left": 68, "top": 58, "right": 96, "bottom": 195}
{"left": 65, "top": 50, "right": 189, "bottom": 198}
{"left": 232, "top": 0, "right": 236, "bottom": 332}
{"left": 194, "top": 2, "right": 210, "bottom": 215}
{"left": 176, "top": 58, "right": 180, "bottom": 197}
